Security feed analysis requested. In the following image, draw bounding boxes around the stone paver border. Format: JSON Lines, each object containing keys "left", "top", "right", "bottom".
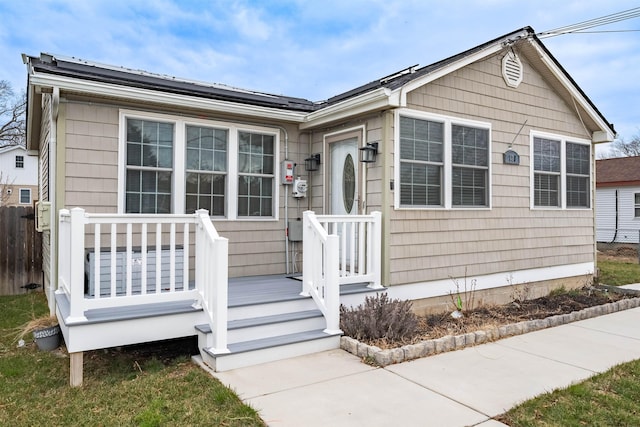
{"left": 341, "top": 297, "right": 640, "bottom": 366}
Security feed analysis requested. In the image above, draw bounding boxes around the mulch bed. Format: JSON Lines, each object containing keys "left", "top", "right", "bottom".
{"left": 366, "top": 287, "right": 634, "bottom": 349}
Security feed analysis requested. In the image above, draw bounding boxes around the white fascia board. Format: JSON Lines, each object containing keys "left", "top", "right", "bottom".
{"left": 300, "top": 87, "right": 392, "bottom": 129}
{"left": 28, "top": 73, "right": 308, "bottom": 123}
{"left": 528, "top": 39, "right": 615, "bottom": 142}
{"left": 397, "top": 43, "right": 506, "bottom": 106}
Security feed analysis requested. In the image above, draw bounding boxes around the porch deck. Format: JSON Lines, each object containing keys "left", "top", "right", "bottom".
{"left": 56, "top": 275, "right": 376, "bottom": 326}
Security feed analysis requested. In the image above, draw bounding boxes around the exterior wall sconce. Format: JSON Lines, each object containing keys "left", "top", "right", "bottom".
{"left": 305, "top": 153, "right": 321, "bottom": 171}
{"left": 359, "top": 142, "right": 379, "bottom": 163}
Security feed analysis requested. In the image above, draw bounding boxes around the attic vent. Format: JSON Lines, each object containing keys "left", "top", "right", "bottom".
{"left": 502, "top": 51, "right": 523, "bottom": 88}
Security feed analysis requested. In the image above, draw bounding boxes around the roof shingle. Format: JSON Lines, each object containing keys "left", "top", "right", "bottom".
{"left": 596, "top": 157, "right": 640, "bottom": 186}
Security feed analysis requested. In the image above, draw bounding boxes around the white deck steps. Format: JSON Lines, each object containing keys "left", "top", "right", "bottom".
{"left": 196, "top": 309, "right": 325, "bottom": 342}
{"left": 200, "top": 329, "right": 342, "bottom": 371}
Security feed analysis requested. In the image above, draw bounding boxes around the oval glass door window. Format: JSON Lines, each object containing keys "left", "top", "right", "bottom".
{"left": 342, "top": 154, "right": 355, "bottom": 213}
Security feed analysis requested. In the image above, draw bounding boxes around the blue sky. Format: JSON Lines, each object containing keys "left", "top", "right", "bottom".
{"left": 1, "top": 1, "right": 638, "bottom": 154}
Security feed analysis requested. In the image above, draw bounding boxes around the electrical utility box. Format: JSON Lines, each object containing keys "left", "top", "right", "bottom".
{"left": 288, "top": 220, "right": 303, "bottom": 242}
{"left": 281, "top": 160, "right": 295, "bottom": 185}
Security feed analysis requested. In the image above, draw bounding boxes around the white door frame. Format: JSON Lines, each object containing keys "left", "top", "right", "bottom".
{"left": 322, "top": 125, "right": 366, "bottom": 215}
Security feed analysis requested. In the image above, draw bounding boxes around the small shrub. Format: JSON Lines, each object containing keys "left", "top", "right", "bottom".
{"left": 340, "top": 293, "right": 418, "bottom": 342}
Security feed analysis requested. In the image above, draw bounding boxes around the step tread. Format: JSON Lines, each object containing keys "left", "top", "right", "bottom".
{"left": 204, "top": 329, "right": 341, "bottom": 356}
{"left": 195, "top": 309, "right": 323, "bottom": 333}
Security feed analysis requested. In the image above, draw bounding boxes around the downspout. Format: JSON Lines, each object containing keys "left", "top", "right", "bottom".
{"left": 609, "top": 189, "right": 619, "bottom": 244}
{"left": 49, "top": 87, "right": 59, "bottom": 316}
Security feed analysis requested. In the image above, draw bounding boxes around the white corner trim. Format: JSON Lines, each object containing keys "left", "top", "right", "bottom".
{"left": 384, "top": 262, "right": 595, "bottom": 302}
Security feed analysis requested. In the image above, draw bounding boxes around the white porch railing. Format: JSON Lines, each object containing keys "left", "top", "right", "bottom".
{"left": 302, "top": 210, "right": 382, "bottom": 334}
{"left": 57, "top": 207, "right": 229, "bottom": 353}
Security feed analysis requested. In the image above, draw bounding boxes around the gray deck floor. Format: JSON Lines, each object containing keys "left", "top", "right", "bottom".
{"left": 228, "top": 275, "right": 374, "bottom": 307}
{"left": 62, "top": 275, "right": 375, "bottom": 324}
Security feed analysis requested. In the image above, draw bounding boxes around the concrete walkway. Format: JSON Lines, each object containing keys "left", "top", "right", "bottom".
{"left": 202, "top": 306, "right": 640, "bottom": 427}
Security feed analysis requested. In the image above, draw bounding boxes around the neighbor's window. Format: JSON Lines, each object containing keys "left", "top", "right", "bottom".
{"left": 635, "top": 193, "right": 640, "bottom": 218}
{"left": 398, "top": 114, "right": 490, "bottom": 208}
{"left": 19, "top": 188, "right": 31, "bottom": 204}
{"left": 15, "top": 155, "right": 24, "bottom": 168}
{"left": 237, "top": 131, "right": 274, "bottom": 217}
{"left": 185, "top": 125, "right": 228, "bottom": 216}
{"left": 532, "top": 135, "right": 590, "bottom": 209}
{"left": 125, "top": 119, "right": 174, "bottom": 213}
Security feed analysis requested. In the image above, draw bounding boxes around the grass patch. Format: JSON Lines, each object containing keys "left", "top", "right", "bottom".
{"left": 0, "top": 292, "right": 265, "bottom": 427}
{"left": 598, "top": 259, "right": 640, "bottom": 286}
{"left": 498, "top": 359, "right": 640, "bottom": 426}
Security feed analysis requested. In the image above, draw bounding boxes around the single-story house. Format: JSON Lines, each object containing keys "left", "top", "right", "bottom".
{"left": 0, "top": 144, "right": 38, "bottom": 206}
{"left": 596, "top": 156, "right": 640, "bottom": 245}
{"left": 23, "top": 26, "right": 615, "bottom": 385}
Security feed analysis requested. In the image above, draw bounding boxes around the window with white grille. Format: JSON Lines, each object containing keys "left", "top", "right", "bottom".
{"left": 531, "top": 133, "right": 591, "bottom": 209}
{"left": 397, "top": 111, "right": 491, "bottom": 209}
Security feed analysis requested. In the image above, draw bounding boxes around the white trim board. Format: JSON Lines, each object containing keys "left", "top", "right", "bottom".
{"left": 384, "top": 262, "right": 595, "bottom": 302}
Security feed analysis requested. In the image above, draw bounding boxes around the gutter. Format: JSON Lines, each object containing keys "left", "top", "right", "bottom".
{"left": 28, "top": 73, "right": 308, "bottom": 124}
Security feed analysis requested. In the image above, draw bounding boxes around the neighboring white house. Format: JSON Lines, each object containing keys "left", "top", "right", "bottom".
{"left": 596, "top": 156, "right": 640, "bottom": 244}
{"left": 0, "top": 145, "right": 38, "bottom": 206}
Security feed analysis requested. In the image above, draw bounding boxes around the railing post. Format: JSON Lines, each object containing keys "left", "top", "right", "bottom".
{"left": 301, "top": 210, "right": 313, "bottom": 297}
{"left": 210, "top": 237, "right": 229, "bottom": 354}
{"left": 67, "top": 207, "right": 88, "bottom": 322}
{"left": 368, "top": 211, "right": 383, "bottom": 289}
{"left": 324, "top": 234, "right": 341, "bottom": 334}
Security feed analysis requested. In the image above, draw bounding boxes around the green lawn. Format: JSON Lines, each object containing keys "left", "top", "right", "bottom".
{"left": 499, "top": 257, "right": 640, "bottom": 426}
{"left": 498, "top": 359, "right": 640, "bottom": 426}
{"left": 598, "top": 258, "right": 640, "bottom": 286}
{"left": 0, "top": 292, "right": 265, "bottom": 427}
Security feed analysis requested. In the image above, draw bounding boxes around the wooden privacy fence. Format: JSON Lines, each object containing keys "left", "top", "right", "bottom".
{"left": 0, "top": 206, "right": 43, "bottom": 295}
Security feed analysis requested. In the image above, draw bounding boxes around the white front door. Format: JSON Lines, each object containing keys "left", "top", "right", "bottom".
{"left": 329, "top": 138, "right": 359, "bottom": 267}
{"left": 330, "top": 138, "right": 359, "bottom": 216}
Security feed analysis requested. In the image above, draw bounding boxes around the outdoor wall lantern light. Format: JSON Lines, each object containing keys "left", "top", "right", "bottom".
{"left": 359, "top": 142, "right": 379, "bottom": 163}
{"left": 304, "top": 153, "right": 321, "bottom": 171}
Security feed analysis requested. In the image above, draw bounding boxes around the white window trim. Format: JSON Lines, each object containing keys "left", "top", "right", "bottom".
{"left": 529, "top": 130, "right": 592, "bottom": 210}
{"left": 394, "top": 108, "right": 492, "bottom": 210}
{"left": 118, "top": 109, "right": 280, "bottom": 220}
{"left": 634, "top": 192, "right": 640, "bottom": 218}
{"left": 19, "top": 188, "right": 31, "bottom": 204}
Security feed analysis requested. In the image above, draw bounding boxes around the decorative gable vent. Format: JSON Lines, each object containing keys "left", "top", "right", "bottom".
{"left": 502, "top": 51, "right": 523, "bottom": 88}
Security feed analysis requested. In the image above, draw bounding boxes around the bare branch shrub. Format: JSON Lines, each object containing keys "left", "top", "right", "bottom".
{"left": 340, "top": 293, "right": 418, "bottom": 342}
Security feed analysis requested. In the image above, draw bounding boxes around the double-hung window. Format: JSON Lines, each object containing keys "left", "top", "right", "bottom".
{"left": 452, "top": 125, "right": 489, "bottom": 206}
{"left": 19, "top": 188, "right": 31, "bottom": 204}
{"left": 532, "top": 133, "right": 590, "bottom": 209}
{"left": 121, "top": 111, "right": 277, "bottom": 219}
{"left": 397, "top": 112, "right": 490, "bottom": 209}
{"left": 15, "top": 155, "right": 24, "bottom": 168}
{"left": 237, "top": 131, "right": 274, "bottom": 217}
{"left": 125, "top": 119, "right": 174, "bottom": 213}
{"left": 399, "top": 116, "right": 443, "bottom": 206}
{"left": 185, "top": 125, "right": 228, "bottom": 216}
{"left": 634, "top": 194, "right": 640, "bottom": 218}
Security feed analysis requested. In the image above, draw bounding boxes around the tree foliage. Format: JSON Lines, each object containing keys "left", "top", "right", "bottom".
{"left": 0, "top": 80, "right": 26, "bottom": 147}
{"left": 601, "top": 133, "right": 640, "bottom": 158}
